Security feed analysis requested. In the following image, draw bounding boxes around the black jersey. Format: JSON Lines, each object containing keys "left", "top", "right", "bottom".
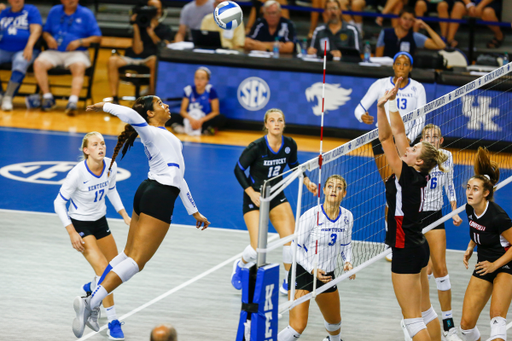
{"left": 385, "top": 161, "right": 429, "bottom": 248}
{"left": 234, "top": 135, "right": 299, "bottom": 192}
{"left": 466, "top": 201, "right": 512, "bottom": 263}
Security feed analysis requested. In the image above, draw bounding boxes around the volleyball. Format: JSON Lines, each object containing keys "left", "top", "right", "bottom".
{"left": 214, "top": 1, "right": 243, "bottom": 30}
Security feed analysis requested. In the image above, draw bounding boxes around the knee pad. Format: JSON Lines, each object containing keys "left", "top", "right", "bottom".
{"left": 110, "top": 251, "right": 128, "bottom": 268}
{"left": 422, "top": 305, "right": 438, "bottom": 325}
{"left": 435, "top": 275, "right": 451, "bottom": 291}
{"left": 278, "top": 325, "right": 301, "bottom": 341}
{"left": 490, "top": 317, "right": 507, "bottom": 341}
{"left": 242, "top": 245, "right": 257, "bottom": 263}
{"left": 9, "top": 70, "right": 25, "bottom": 84}
{"left": 404, "top": 318, "right": 426, "bottom": 338}
{"left": 460, "top": 326, "right": 480, "bottom": 341}
{"left": 111, "top": 257, "right": 139, "bottom": 283}
{"left": 324, "top": 321, "right": 341, "bottom": 332}
{"left": 283, "top": 245, "right": 292, "bottom": 264}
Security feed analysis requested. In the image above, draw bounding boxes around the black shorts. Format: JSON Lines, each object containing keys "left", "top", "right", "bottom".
{"left": 288, "top": 263, "right": 338, "bottom": 293}
{"left": 472, "top": 260, "right": 512, "bottom": 283}
{"left": 242, "top": 190, "right": 288, "bottom": 215}
{"left": 392, "top": 241, "right": 430, "bottom": 274}
{"left": 71, "top": 216, "right": 111, "bottom": 240}
{"left": 420, "top": 210, "right": 445, "bottom": 231}
{"left": 133, "top": 179, "right": 180, "bottom": 224}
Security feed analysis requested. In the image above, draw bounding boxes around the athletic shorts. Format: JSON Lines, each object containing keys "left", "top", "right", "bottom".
{"left": 288, "top": 263, "right": 338, "bottom": 293}
{"left": 473, "top": 259, "right": 512, "bottom": 283}
{"left": 121, "top": 55, "right": 155, "bottom": 65}
{"left": 133, "top": 179, "right": 180, "bottom": 224}
{"left": 71, "top": 216, "right": 111, "bottom": 240}
{"left": 392, "top": 241, "right": 430, "bottom": 274}
{"left": 37, "top": 50, "right": 91, "bottom": 69}
{"left": 420, "top": 210, "right": 444, "bottom": 231}
{"left": 242, "top": 190, "right": 288, "bottom": 215}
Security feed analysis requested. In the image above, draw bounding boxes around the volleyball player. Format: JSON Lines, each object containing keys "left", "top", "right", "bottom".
{"left": 419, "top": 124, "right": 463, "bottom": 341}
{"left": 278, "top": 174, "right": 355, "bottom": 341}
{"left": 70, "top": 97, "right": 210, "bottom": 338}
{"left": 54, "top": 132, "right": 130, "bottom": 340}
{"left": 460, "top": 147, "right": 512, "bottom": 341}
{"left": 379, "top": 77, "right": 447, "bottom": 341}
{"left": 232, "top": 108, "right": 317, "bottom": 295}
{"left": 354, "top": 51, "right": 426, "bottom": 262}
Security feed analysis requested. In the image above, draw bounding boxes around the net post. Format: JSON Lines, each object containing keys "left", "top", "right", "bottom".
{"left": 290, "top": 172, "right": 305, "bottom": 305}
{"left": 257, "top": 181, "right": 271, "bottom": 268}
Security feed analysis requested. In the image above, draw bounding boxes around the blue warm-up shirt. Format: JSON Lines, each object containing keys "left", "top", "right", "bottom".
{"left": 0, "top": 5, "right": 42, "bottom": 52}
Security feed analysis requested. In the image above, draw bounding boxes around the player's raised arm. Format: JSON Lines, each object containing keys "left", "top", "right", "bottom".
{"left": 377, "top": 81, "right": 402, "bottom": 177}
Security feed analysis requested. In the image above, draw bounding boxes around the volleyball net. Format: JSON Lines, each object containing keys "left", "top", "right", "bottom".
{"left": 250, "top": 63, "right": 512, "bottom": 324}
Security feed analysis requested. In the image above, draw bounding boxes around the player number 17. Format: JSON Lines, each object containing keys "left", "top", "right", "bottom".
{"left": 94, "top": 189, "right": 105, "bottom": 202}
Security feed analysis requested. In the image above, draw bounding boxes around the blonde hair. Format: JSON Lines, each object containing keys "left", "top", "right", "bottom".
{"left": 471, "top": 147, "right": 499, "bottom": 201}
{"left": 80, "top": 132, "right": 103, "bottom": 161}
{"left": 263, "top": 108, "right": 285, "bottom": 133}
{"left": 421, "top": 124, "right": 442, "bottom": 139}
{"left": 324, "top": 174, "right": 347, "bottom": 192}
{"left": 418, "top": 141, "right": 448, "bottom": 173}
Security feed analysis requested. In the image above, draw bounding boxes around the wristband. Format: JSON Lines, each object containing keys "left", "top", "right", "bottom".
{"left": 388, "top": 98, "right": 398, "bottom": 112}
{"left": 466, "top": 2, "right": 475, "bottom": 9}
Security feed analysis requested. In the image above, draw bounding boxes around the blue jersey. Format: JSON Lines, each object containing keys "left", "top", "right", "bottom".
{"left": 183, "top": 84, "right": 218, "bottom": 114}
{"left": 0, "top": 5, "right": 42, "bottom": 52}
{"left": 43, "top": 4, "right": 102, "bottom": 52}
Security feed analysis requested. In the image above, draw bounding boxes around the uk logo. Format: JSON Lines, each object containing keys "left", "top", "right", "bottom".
{"left": 238, "top": 77, "right": 270, "bottom": 111}
{"left": 305, "top": 83, "right": 352, "bottom": 116}
{"left": 462, "top": 95, "right": 501, "bottom": 131}
{"left": 0, "top": 161, "right": 131, "bottom": 185}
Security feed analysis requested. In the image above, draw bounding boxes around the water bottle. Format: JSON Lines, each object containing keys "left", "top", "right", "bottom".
{"left": 504, "top": 52, "right": 509, "bottom": 65}
{"left": 302, "top": 38, "right": 307, "bottom": 56}
{"left": 364, "top": 41, "right": 371, "bottom": 63}
{"left": 273, "top": 37, "right": 279, "bottom": 58}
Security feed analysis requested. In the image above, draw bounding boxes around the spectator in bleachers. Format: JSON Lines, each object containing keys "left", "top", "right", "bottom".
{"left": 33, "top": 0, "right": 102, "bottom": 115}
{"left": 308, "top": 0, "right": 366, "bottom": 39}
{"left": 174, "top": 0, "right": 214, "bottom": 42}
{"left": 445, "top": 0, "right": 503, "bottom": 48}
{"left": 108, "top": 0, "right": 172, "bottom": 104}
{"left": 415, "top": 0, "right": 452, "bottom": 37}
{"left": 245, "top": 0, "right": 296, "bottom": 54}
{"left": 201, "top": 0, "right": 245, "bottom": 49}
{"left": 308, "top": 0, "right": 361, "bottom": 57}
{"left": 245, "top": 0, "right": 289, "bottom": 35}
{"left": 0, "top": 0, "right": 42, "bottom": 111}
{"left": 166, "top": 67, "right": 226, "bottom": 136}
{"left": 375, "top": 0, "right": 406, "bottom": 28}
{"left": 150, "top": 324, "right": 177, "bottom": 341}
{"left": 375, "top": 7, "right": 445, "bottom": 58}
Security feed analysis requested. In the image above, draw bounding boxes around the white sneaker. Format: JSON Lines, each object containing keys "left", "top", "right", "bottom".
{"left": 86, "top": 304, "right": 101, "bottom": 332}
{"left": 171, "top": 123, "right": 185, "bottom": 134}
{"left": 444, "top": 328, "right": 463, "bottom": 341}
{"left": 1, "top": 96, "right": 12, "bottom": 111}
{"left": 72, "top": 296, "right": 92, "bottom": 338}
{"left": 400, "top": 319, "right": 413, "bottom": 341}
{"left": 386, "top": 250, "right": 393, "bottom": 262}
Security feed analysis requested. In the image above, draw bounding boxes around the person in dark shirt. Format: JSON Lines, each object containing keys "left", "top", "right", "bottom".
{"left": 108, "top": 0, "right": 173, "bottom": 104}
{"left": 245, "top": 0, "right": 296, "bottom": 54}
{"left": 308, "top": 0, "right": 360, "bottom": 58}
{"left": 231, "top": 108, "right": 317, "bottom": 295}
{"left": 460, "top": 147, "right": 512, "bottom": 341}
{"left": 245, "top": 0, "right": 290, "bottom": 35}
{"left": 375, "top": 6, "right": 445, "bottom": 58}
{"left": 378, "top": 77, "right": 447, "bottom": 341}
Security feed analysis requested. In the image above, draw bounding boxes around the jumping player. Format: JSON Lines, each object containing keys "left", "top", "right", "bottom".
{"left": 54, "top": 132, "right": 130, "bottom": 340}
{"left": 460, "top": 147, "right": 512, "bottom": 341}
{"left": 379, "top": 77, "right": 446, "bottom": 341}
{"left": 278, "top": 174, "right": 355, "bottom": 341}
{"left": 70, "top": 97, "right": 210, "bottom": 338}
{"left": 231, "top": 108, "right": 317, "bottom": 294}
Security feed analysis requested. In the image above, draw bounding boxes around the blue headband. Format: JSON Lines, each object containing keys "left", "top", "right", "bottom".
{"left": 393, "top": 52, "right": 413, "bottom": 65}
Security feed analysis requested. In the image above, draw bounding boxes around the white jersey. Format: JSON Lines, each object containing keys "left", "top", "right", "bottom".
{"left": 423, "top": 149, "right": 457, "bottom": 212}
{"left": 295, "top": 204, "right": 353, "bottom": 273}
{"left": 54, "top": 158, "right": 124, "bottom": 226}
{"left": 354, "top": 77, "right": 427, "bottom": 142}
{"left": 103, "top": 103, "right": 198, "bottom": 215}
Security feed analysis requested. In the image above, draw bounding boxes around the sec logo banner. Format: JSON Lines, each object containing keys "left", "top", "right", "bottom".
{"left": 238, "top": 77, "right": 270, "bottom": 111}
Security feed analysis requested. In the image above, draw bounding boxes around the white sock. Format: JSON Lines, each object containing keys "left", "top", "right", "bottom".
{"left": 69, "top": 95, "right": 78, "bottom": 103}
{"left": 90, "top": 285, "right": 108, "bottom": 309}
{"left": 284, "top": 270, "right": 289, "bottom": 283}
{"left": 105, "top": 304, "right": 117, "bottom": 322}
{"left": 43, "top": 93, "right": 53, "bottom": 99}
{"left": 442, "top": 310, "right": 453, "bottom": 320}
{"left": 328, "top": 334, "right": 341, "bottom": 341}
{"left": 278, "top": 326, "right": 301, "bottom": 340}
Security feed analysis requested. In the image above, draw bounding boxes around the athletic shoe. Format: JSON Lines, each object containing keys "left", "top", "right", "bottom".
{"left": 322, "top": 336, "right": 343, "bottom": 341}
{"left": 385, "top": 250, "right": 393, "bottom": 262}
{"left": 25, "top": 94, "right": 41, "bottom": 109}
{"left": 41, "top": 97, "right": 56, "bottom": 111}
{"left": 400, "top": 319, "right": 413, "bottom": 341}
{"left": 72, "top": 296, "right": 93, "bottom": 338}
{"left": 83, "top": 282, "right": 92, "bottom": 296}
{"left": 279, "top": 279, "right": 289, "bottom": 295}
{"left": 1, "top": 96, "right": 13, "bottom": 111}
{"left": 231, "top": 259, "right": 242, "bottom": 290}
{"left": 107, "top": 319, "right": 125, "bottom": 340}
{"left": 202, "top": 126, "right": 216, "bottom": 136}
{"left": 444, "top": 328, "right": 463, "bottom": 341}
{"left": 65, "top": 101, "right": 77, "bottom": 116}
{"left": 86, "top": 304, "right": 100, "bottom": 332}
{"left": 171, "top": 123, "right": 185, "bottom": 134}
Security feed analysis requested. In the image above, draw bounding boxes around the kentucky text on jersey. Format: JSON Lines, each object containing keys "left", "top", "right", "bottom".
{"left": 263, "top": 158, "right": 287, "bottom": 166}
{"left": 88, "top": 181, "right": 108, "bottom": 191}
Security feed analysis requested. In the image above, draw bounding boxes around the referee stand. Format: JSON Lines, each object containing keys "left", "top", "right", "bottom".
{"left": 236, "top": 183, "right": 280, "bottom": 341}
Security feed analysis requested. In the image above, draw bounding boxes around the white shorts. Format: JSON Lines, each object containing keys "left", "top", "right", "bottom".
{"left": 120, "top": 55, "right": 155, "bottom": 65}
{"left": 37, "top": 50, "right": 91, "bottom": 69}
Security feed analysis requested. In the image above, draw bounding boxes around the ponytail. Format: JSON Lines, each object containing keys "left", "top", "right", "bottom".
{"left": 419, "top": 141, "right": 448, "bottom": 173}
{"left": 471, "top": 147, "right": 499, "bottom": 201}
